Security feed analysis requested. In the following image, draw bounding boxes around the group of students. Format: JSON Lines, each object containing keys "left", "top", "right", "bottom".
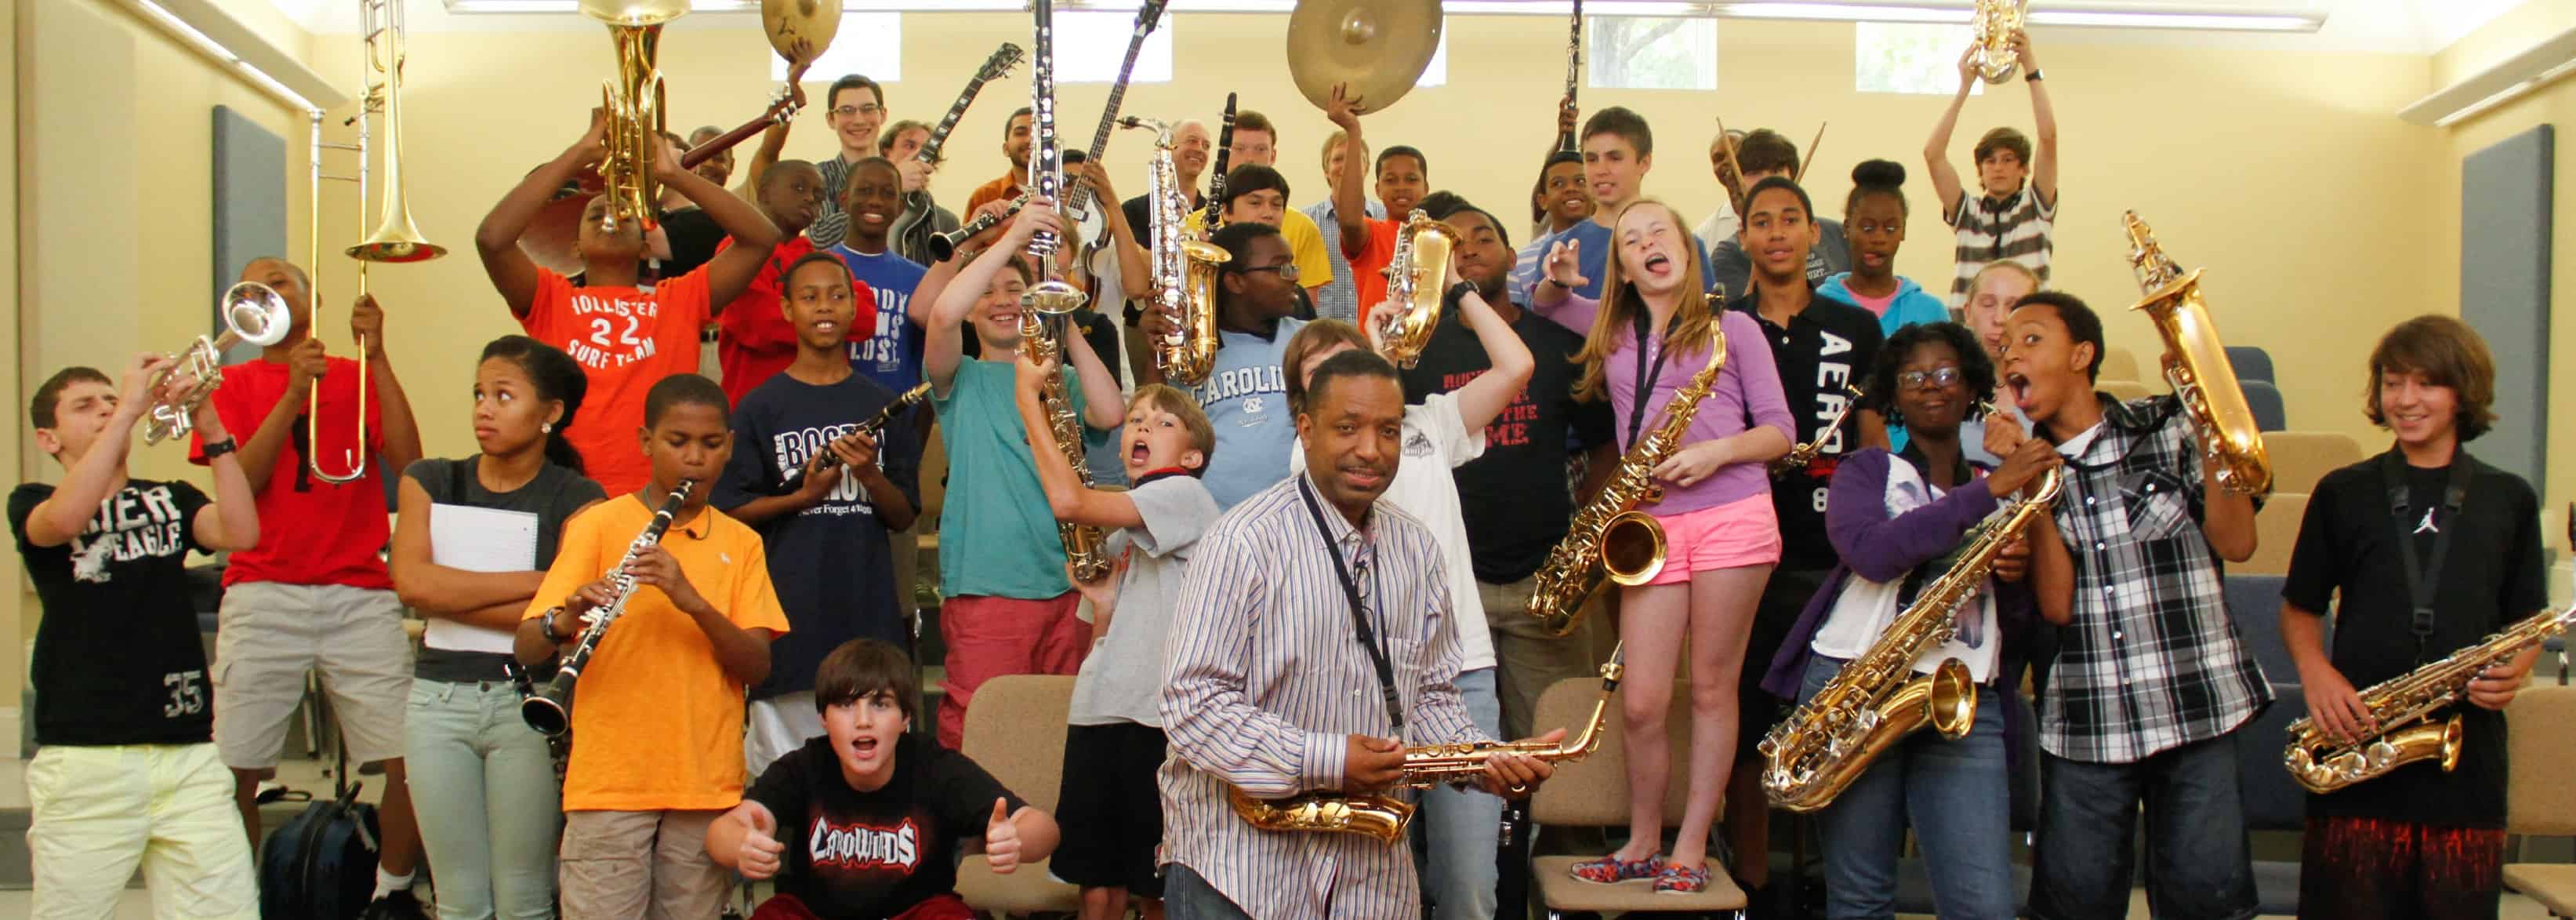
{"left": 11, "top": 24, "right": 2552, "bottom": 920}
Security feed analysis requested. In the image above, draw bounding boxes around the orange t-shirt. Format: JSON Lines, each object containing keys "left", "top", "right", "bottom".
{"left": 524, "top": 494, "right": 789, "bottom": 812}
{"left": 963, "top": 174, "right": 1025, "bottom": 223}
{"left": 517, "top": 267, "right": 713, "bottom": 495}
{"left": 1346, "top": 217, "right": 1400, "bottom": 328}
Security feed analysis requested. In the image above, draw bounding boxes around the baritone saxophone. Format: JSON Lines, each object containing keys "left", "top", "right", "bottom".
{"left": 2283, "top": 606, "right": 2576, "bottom": 794}
{"left": 2123, "top": 212, "right": 2271, "bottom": 496}
{"left": 1122, "top": 115, "right": 1228, "bottom": 386}
{"left": 1229, "top": 645, "right": 1627, "bottom": 842}
{"left": 1760, "top": 467, "right": 2061, "bottom": 812}
{"left": 1376, "top": 210, "right": 1460, "bottom": 369}
{"left": 1525, "top": 325, "right": 1729, "bottom": 636}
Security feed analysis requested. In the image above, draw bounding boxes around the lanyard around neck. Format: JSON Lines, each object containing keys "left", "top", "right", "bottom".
{"left": 1296, "top": 478, "right": 1403, "bottom": 734}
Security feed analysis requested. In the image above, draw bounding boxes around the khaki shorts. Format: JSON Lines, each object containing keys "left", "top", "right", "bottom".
{"left": 213, "top": 582, "right": 413, "bottom": 769}
{"left": 559, "top": 809, "right": 731, "bottom": 920}
{"left": 26, "top": 743, "right": 257, "bottom": 919}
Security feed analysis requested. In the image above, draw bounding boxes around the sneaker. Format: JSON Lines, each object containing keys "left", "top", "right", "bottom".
{"left": 1569, "top": 851, "right": 1664, "bottom": 884}
{"left": 1653, "top": 860, "right": 1711, "bottom": 895}
{"left": 360, "top": 889, "right": 429, "bottom": 920}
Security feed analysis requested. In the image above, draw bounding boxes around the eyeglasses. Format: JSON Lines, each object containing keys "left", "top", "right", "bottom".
{"left": 830, "top": 105, "right": 883, "bottom": 118}
{"left": 1240, "top": 264, "right": 1302, "bottom": 282}
{"left": 1898, "top": 366, "right": 1964, "bottom": 389}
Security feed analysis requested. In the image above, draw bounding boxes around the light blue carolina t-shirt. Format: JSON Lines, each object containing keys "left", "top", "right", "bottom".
{"left": 929, "top": 358, "right": 1093, "bottom": 599}
{"left": 1509, "top": 219, "right": 1723, "bottom": 306}
{"left": 1189, "top": 317, "right": 1305, "bottom": 510}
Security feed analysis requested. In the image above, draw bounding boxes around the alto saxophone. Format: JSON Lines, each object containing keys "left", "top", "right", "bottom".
{"left": 1230, "top": 645, "right": 1626, "bottom": 842}
{"left": 1376, "top": 210, "right": 1460, "bottom": 369}
{"left": 1526, "top": 324, "right": 1729, "bottom": 636}
{"left": 1969, "top": 0, "right": 2030, "bottom": 84}
{"left": 1771, "top": 384, "right": 1863, "bottom": 475}
{"left": 1121, "top": 115, "right": 1228, "bottom": 386}
{"left": 1760, "top": 467, "right": 2062, "bottom": 812}
{"left": 1018, "top": 307, "right": 1112, "bottom": 583}
{"left": 2124, "top": 212, "right": 2272, "bottom": 497}
{"left": 2284, "top": 606, "right": 2576, "bottom": 794}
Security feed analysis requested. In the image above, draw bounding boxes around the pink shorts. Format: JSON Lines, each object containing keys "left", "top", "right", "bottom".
{"left": 1642, "top": 493, "right": 1783, "bottom": 584}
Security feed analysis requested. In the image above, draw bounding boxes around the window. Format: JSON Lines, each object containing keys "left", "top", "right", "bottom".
{"left": 1054, "top": 10, "right": 1175, "bottom": 83}
{"left": 772, "top": 13, "right": 900, "bottom": 82}
{"left": 1417, "top": 31, "right": 1449, "bottom": 88}
{"left": 1585, "top": 16, "right": 1715, "bottom": 91}
{"left": 1854, "top": 22, "right": 1982, "bottom": 96}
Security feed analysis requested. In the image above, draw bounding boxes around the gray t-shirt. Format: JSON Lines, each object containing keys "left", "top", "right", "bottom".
{"left": 405, "top": 456, "right": 606, "bottom": 682}
{"left": 1068, "top": 472, "right": 1221, "bottom": 726}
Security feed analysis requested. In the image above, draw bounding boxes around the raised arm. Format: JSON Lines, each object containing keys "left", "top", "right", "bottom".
{"left": 1083, "top": 165, "right": 1152, "bottom": 301}
{"left": 926, "top": 202, "right": 1058, "bottom": 394}
{"left": 1062, "top": 318, "right": 1125, "bottom": 431}
{"left": 234, "top": 340, "right": 326, "bottom": 496}
{"left": 1923, "top": 45, "right": 1977, "bottom": 222}
{"left": 354, "top": 294, "right": 423, "bottom": 476}
{"left": 388, "top": 477, "right": 548, "bottom": 631}
{"left": 28, "top": 355, "right": 164, "bottom": 547}
{"left": 1325, "top": 85, "right": 1373, "bottom": 257}
{"left": 2017, "top": 32, "right": 2058, "bottom": 205}
{"left": 662, "top": 138, "right": 783, "bottom": 310}
{"left": 1446, "top": 274, "right": 1534, "bottom": 438}
{"left": 477, "top": 118, "right": 605, "bottom": 318}
{"left": 731, "top": 64, "right": 805, "bottom": 199}
{"left": 1527, "top": 239, "right": 1598, "bottom": 332}
{"left": 1014, "top": 352, "right": 1145, "bottom": 530}
{"left": 189, "top": 381, "right": 259, "bottom": 552}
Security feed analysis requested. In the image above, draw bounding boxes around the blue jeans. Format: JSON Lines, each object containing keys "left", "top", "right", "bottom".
{"left": 1797, "top": 656, "right": 2015, "bottom": 920}
{"left": 1163, "top": 863, "right": 1254, "bottom": 920}
{"left": 1413, "top": 667, "right": 1503, "bottom": 920}
{"left": 2030, "top": 732, "right": 2257, "bottom": 920}
{"left": 405, "top": 678, "right": 564, "bottom": 920}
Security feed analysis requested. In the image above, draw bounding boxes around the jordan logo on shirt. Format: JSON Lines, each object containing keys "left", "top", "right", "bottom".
{"left": 2415, "top": 507, "right": 2440, "bottom": 535}
{"left": 808, "top": 816, "right": 921, "bottom": 872}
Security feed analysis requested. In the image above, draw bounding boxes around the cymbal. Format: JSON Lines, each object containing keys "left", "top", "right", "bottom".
{"left": 762, "top": 0, "right": 841, "bottom": 67}
{"left": 578, "top": 0, "right": 689, "bottom": 27}
{"left": 1287, "top": 0, "right": 1443, "bottom": 115}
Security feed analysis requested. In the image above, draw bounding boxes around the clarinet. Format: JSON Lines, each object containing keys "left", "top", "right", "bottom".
{"left": 1557, "top": 0, "right": 1582, "bottom": 153}
{"left": 521, "top": 479, "right": 696, "bottom": 737}
{"left": 927, "top": 191, "right": 1032, "bottom": 262}
{"left": 1025, "top": 0, "right": 1068, "bottom": 261}
{"left": 1199, "top": 93, "right": 1239, "bottom": 230}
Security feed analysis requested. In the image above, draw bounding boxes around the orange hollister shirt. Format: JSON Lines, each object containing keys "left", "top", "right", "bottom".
{"left": 524, "top": 493, "right": 789, "bottom": 812}
{"left": 517, "top": 267, "right": 713, "bottom": 495}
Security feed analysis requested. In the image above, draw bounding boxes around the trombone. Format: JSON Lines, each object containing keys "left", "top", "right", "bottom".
{"left": 310, "top": 0, "right": 444, "bottom": 484}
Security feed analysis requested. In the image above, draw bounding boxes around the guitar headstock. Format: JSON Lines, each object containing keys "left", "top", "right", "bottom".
{"left": 1136, "top": 0, "right": 1169, "bottom": 33}
{"left": 982, "top": 43, "right": 1026, "bottom": 82}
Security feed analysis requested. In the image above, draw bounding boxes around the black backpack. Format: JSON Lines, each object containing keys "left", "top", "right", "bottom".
{"left": 257, "top": 740, "right": 380, "bottom": 919}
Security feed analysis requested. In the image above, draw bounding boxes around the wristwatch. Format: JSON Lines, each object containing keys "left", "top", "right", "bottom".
{"left": 200, "top": 437, "right": 238, "bottom": 460}
{"left": 541, "top": 606, "right": 571, "bottom": 644}
{"left": 2025, "top": 69, "right": 2044, "bottom": 82}
{"left": 1442, "top": 280, "right": 1478, "bottom": 309}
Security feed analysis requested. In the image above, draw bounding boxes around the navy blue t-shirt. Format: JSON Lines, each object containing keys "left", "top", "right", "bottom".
{"left": 715, "top": 370, "right": 925, "bottom": 696}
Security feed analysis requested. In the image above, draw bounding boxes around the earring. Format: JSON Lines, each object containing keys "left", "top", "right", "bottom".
{"left": 542, "top": 422, "right": 553, "bottom": 434}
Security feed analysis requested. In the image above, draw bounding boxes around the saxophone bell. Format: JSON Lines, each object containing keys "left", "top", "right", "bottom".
{"left": 1376, "top": 211, "right": 1460, "bottom": 369}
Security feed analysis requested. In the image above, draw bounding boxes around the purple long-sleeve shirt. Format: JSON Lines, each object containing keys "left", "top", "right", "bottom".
{"left": 1533, "top": 293, "right": 1793, "bottom": 516}
{"left": 1760, "top": 448, "right": 2037, "bottom": 701}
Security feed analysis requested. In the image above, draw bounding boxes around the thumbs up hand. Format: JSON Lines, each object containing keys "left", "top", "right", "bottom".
{"left": 985, "top": 798, "right": 1022, "bottom": 874}
{"left": 737, "top": 805, "right": 786, "bottom": 880}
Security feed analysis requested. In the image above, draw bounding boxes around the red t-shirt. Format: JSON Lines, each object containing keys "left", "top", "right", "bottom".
{"left": 188, "top": 356, "right": 390, "bottom": 588}
{"left": 1347, "top": 218, "right": 1399, "bottom": 328}
{"left": 517, "top": 266, "right": 713, "bottom": 495}
{"left": 713, "top": 237, "right": 878, "bottom": 407}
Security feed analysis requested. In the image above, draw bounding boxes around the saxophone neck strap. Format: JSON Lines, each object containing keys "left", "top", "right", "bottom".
{"left": 1297, "top": 477, "right": 1404, "bottom": 734}
{"left": 1624, "top": 302, "right": 1683, "bottom": 450}
{"left": 2378, "top": 449, "right": 2473, "bottom": 651}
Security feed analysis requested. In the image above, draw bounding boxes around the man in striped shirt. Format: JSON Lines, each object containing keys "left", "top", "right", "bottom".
{"left": 1925, "top": 31, "right": 2059, "bottom": 311}
{"left": 1158, "top": 351, "right": 1557, "bottom": 919}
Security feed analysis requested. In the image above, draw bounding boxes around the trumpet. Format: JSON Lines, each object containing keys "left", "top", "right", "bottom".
{"left": 144, "top": 284, "right": 296, "bottom": 445}
{"left": 310, "top": 0, "right": 448, "bottom": 483}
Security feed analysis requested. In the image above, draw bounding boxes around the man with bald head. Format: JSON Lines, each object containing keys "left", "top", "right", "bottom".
{"left": 1119, "top": 118, "right": 1213, "bottom": 382}
{"left": 191, "top": 256, "right": 430, "bottom": 915}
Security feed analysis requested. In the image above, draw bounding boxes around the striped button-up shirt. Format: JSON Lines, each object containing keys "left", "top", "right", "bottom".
{"left": 1158, "top": 473, "right": 1483, "bottom": 919}
{"left": 2041, "top": 393, "right": 2271, "bottom": 763}
{"left": 1944, "top": 184, "right": 2056, "bottom": 310}
{"left": 1301, "top": 198, "right": 1384, "bottom": 325}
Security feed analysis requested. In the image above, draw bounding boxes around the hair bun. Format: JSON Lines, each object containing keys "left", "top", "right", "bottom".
{"left": 1851, "top": 158, "right": 1907, "bottom": 189}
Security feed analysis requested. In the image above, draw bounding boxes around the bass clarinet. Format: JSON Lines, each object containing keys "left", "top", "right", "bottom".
{"left": 521, "top": 479, "right": 696, "bottom": 737}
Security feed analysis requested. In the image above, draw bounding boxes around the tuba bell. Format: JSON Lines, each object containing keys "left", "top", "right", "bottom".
{"left": 1970, "top": 0, "right": 2030, "bottom": 84}
{"left": 1375, "top": 210, "right": 1458, "bottom": 369}
{"left": 144, "top": 284, "right": 295, "bottom": 445}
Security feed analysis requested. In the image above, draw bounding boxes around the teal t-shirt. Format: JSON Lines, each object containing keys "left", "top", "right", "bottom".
{"left": 930, "top": 358, "right": 1092, "bottom": 600}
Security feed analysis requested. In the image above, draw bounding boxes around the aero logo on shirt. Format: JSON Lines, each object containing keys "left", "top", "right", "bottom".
{"left": 808, "top": 816, "right": 920, "bottom": 872}
{"left": 69, "top": 485, "right": 191, "bottom": 584}
{"left": 771, "top": 425, "right": 880, "bottom": 511}
{"left": 564, "top": 293, "right": 665, "bottom": 369}
{"left": 1802, "top": 331, "right": 1860, "bottom": 513}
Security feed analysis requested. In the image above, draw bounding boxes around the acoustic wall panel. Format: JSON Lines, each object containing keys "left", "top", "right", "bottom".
{"left": 212, "top": 105, "right": 290, "bottom": 364}
{"left": 2459, "top": 125, "right": 2553, "bottom": 493}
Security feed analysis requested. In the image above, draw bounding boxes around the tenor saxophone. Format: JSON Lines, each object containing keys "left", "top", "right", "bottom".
{"left": 2284, "top": 606, "right": 2576, "bottom": 794}
{"left": 1018, "top": 307, "right": 1112, "bottom": 583}
{"left": 1760, "top": 467, "right": 2062, "bottom": 812}
{"left": 1121, "top": 115, "right": 1228, "bottom": 386}
{"left": 1376, "top": 210, "right": 1460, "bottom": 369}
{"left": 1525, "top": 325, "right": 1729, "bottom": 636}
{"left": 2124, "top": 212, "right": 2272, "bottom": 497}
{"left": 1229, "top": 645, "right": 1627, "bottom": 842}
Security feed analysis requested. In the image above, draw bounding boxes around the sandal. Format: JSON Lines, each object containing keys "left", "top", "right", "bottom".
{"left": 1653, "top": 860, "right": 1711, "bottom": 895}
{"left": 1569, "top": 851, "right": 1665, "bottom": 884}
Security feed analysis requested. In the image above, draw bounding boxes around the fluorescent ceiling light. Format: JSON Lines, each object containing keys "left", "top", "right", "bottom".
{"left": 120, "top": 0, "right": 346, "bottom": 110}
{"left": 441, "top": 0, "right": 2321, "bottom": 27}
{"left": 2400, "top": 22, "right": 2576, "bottom": 127}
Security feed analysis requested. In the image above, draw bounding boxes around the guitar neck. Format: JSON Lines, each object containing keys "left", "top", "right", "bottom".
{"left": 1064, "top": 31, "right": 1152, "bottom": 213}
{"left": 918, "top": 75, "right": 992, "bottom": 165}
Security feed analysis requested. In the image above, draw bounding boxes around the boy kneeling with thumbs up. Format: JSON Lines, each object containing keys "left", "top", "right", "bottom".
{"left": 709, "top": 638, "right": 1060, "bottom": 919}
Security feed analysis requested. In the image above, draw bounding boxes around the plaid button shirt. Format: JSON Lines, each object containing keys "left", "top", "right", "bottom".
{"left": 2039, "top": 394, "right": 2272, "bottom": 764}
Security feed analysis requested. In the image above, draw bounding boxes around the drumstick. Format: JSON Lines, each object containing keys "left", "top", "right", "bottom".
{"left": 1797, "top": 121, "right": 1827, "bottom": 184}
{"left": 1711, "top": 112, "right": 1743, "bottom": 208}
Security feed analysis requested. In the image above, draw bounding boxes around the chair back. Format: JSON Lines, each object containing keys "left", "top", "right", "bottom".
{"left": 2240, "top": 493, "right": 2309, "bottom": 576}
{"left": 960, "top": 675, "right": 1076, "bottom": 813}
{"left": 2242, "top": 380, "right": 2288, "bottom": 431}
{"left": 1528, "top": 678, "right": 1695, "bottom": 827}
{"left": 2099, "top": 347, "right": 2142, "bottom": 384}
{"left": 2264, "top": 431, "right": 2365, "bottom": 496}
{"left": 2226, "top": 345, "right": 2276, "bottom": 384}
{"left": 2507, "top": 685, "right": 2576, "bottom": 835}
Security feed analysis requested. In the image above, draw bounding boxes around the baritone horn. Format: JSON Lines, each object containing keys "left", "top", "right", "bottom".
{"left": 308, "top": 0, "right": 448, "bottom": 484}
{"left": 143, "top": 284, "right": 296, "bottom": 445}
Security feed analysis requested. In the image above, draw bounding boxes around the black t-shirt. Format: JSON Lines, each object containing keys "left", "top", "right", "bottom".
{"left": 406, "top": 457, "right": 608, "bottom": 682}
{"left": 1400, "top": 304, "right": 1614, "bottom": 584}
{"left": 1120, "top": 191, "right": 1204, "bottom": 325}
{"left": 1730, "top": 283, "right": 1883, "bottom": 572}
{"left": 2282, "top": 450, "right": 2546, "bottom": 828}
{"left": 660, "top": 207, "right": 726, "bottom": 280}
{"left": 10, "top": 479, "right": 216, "bottom": 745}
{"left": 746, "top": 734, "right": 1025, "bottom": 918}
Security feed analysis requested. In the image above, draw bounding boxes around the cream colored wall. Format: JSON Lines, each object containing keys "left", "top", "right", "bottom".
{"left": 11, "top": 0, "right": 314, "bottom": 697}
{"left": 316, "top": 14, "right": 2436, "bottom": 480}
{"left": 2430, "top": 1, "right": 2576, "bottom": 560}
